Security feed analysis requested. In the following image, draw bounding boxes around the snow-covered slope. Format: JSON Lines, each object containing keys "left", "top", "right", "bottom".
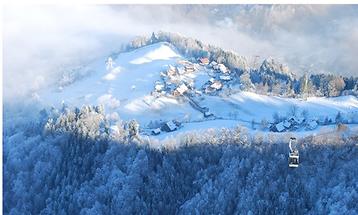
{"left": 40, "top": 42, "right": 203, "bottom": 125}
{"left": 38, "top": 42, "right": 358, "bottom": 138}
{"left": 201, "top": 91, "right": 358, "bottom": 122}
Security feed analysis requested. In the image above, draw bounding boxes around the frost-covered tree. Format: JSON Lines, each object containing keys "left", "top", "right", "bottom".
{"left": 328, "top": 76, "right": 345, "bottom": 97}
{"left": 335, "top": 111, "right": 343, "bottom": 124}
{"left": 5, "top": 115, "right": 358, "bottom": 214}
{"left": 127, "top": 119, "right": 139, "bottom": 138}
{"left": 240, "top": 71, "right": 254, "bottom": 90}
{"left": 105, "top": 57, "right": 115, "bottom": 71}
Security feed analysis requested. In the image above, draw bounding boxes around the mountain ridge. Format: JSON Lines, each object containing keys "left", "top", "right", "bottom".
{"left": 35, "top": 40, "right": 358, "bottom": 139}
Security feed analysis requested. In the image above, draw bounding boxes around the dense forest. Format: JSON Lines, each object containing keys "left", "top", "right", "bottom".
{"left": 120, "top": 31, "right": 358, "bottom": 98}
{"left": 4, "top": 104, "right": 358, "bottom": 214}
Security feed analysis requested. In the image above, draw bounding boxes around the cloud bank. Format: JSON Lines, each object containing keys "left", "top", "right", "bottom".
{"left": 3, "top": 5, "right": 358, "bottom": 101}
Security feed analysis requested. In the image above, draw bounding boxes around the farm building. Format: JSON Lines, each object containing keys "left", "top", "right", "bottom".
{"left": 161, "top": 121, "right": 178, "bottom": 132}
{"left": 167, "top": 65, "right": 177, "bottom": 76}
{"left": 177, "top": 66, "right": 186, "bottom": 75}
{"left": 288, "top": 116, "right": 305, "bottom": 125}
{"left": 151, "top": 128, "right": 161, "bottom": 135}
{"left": 219, "top": 75, "right": 232, "bottom": 81}
{"left": 155, "top": 83, "right": 164, "bottom": 92}
{"left": 173, "top": 83, "right": 189, "bottom": 96}
{"left": 218, "top": 64, "right": 229, "bottom": 74}
{"left": 283, "top": 120, "right": 291, "bottom": 128}
{"left": 209, "top": 61, "right": 218, "bottom": 67}
{"left": 198, "top": 57, "right": 209, "bottom": 65}
{"left": 185, "top": 64, "right": 195, "bottom": 73}
{"left": 177, "top": 59, "right": 191, "bottom": 65}
{"left": 210, "top": 81, "right": 223, "bottom": 90}
{"left": 272, "top": 122, "right": 286, "bottom": 132}
{"left": 307, "top": 120, "right": 318, "bottom": 130}
{"left": 204, "top": 111, "right": 214, "bottom": 118}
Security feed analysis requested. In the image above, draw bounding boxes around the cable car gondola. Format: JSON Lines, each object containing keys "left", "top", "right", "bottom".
{"left": 288, "top": 137, "right": 299, "bottom": 168}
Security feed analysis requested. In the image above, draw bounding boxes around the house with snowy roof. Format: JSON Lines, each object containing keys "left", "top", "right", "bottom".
{"left": 209, "top": 61, "right": 218, "bottom": 67}
{"left": 210, "top": 81, "right": 223, "bottom": 90}
{"left": 288, "top": 116, "right": 305, "bottom": 125}
{"left": 173, "top": 83, "right": 189, "bottom": 96}
{"left": 155, "top": 82, "right": 164, "bottom": 92}
{"left": 177, "top": 66, "right": 186, "bottom": 75}
{"left": 218, "top": 64, "right": 229, "bottom": 74}
{"left": 198, "top": 57, "right": 209, "bottom": 65}
{"left": 204, "top": 110, "right": 214, "bottom": 118}
{"left": 283, "top": 120, "right": 291, "bottom": 129}
{"left": 272, "top": 122, "right": 286, "bottom": 132}
{"left": 151, "top": 128, "right": 161, "bottom": 135}
{"left": 161, "top": 121, "right": 178, "bottom": 132}
{"left": 184, "top": 64, "right": 195, "bottom": 73}
{"left": 167, "top": 65, "right": 177, "bottom": 77}
{"left": 307, "top": 120, "right": 318, "bottom": 130}
{"left": 219, "top": 75, "right": 232, "bottom": 81}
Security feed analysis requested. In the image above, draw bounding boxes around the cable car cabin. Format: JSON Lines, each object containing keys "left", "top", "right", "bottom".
{"left": 288, "top": 137, "right": 299, "bottom": 168}
{"left": 289, "top": 150, "right": 299, "bottom": 168}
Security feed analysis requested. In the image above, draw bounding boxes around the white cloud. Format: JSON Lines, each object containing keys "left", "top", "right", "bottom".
{"left": 3, "top": 5, "right": 358, "bottom": 101}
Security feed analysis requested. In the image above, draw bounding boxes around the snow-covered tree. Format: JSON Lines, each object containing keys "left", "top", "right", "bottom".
{"left": 127, "top": 119, "right": 139, "bottom": 139}
{"left": 106, "top": 57, "right": 115, "bottom": 70}
{"left": 240, "top": 71, "right": 254, "bottom": 90}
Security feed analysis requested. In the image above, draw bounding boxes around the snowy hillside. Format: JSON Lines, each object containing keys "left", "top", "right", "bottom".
{"left": 37, "top": 42, "right": 358, "bottom": 139}
{"left": 5, "top": 5, "right": 358, "bottom": 214}
{"left": 40, "top": 43, "right": 201, "bottom": 125}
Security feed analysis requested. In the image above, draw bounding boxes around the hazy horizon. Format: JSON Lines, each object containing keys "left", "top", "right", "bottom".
{"left": 4, "top": 5, "right": 358, "bottom": 100}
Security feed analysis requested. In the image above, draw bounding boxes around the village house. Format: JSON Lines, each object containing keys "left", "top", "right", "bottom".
{"left": 219, "top": 75, "right": 232, "bottom": 81}
{"left": 168, "top": 64, "right": 176, "bottom": 71}
{"left": 195, "top": 90, "right": 203, "bottom": 96}
{"left": 160, "top": 71, "right": 167, "bottom": 77}
{"left": 177, "top": 59, "right": 191, "bottom": 65}
{"left": 271, "top": 122, "right": 286, "bottom": 132}
{"left": 276, "top": 122, "right": 286, "bottom": 132}
{"left": 165, "top": 82, "right": 176, "bottom": 92}
{"left": 307, "top": 120, "right": 318, "bottom": 130}
{"left": 213, "top": 64, "right": 220, "bottom": 71}
{"left": 173, "top": 83, "right": 189, "bottom": 96}
{"left": 184, "top": 64, "right": 195, "bottom": 73}
{"left": 167, "top": 65, "right": 177, "bottom": 77}
{"left": 218, "top": 64, "right": 229, "bottom": 74}
{"left": 151, "top": 128, "right": 161, "bottom": 135}
{"left": 209, "top": 61, "right": 218, "bottom": 68}
{"left": 288, "top": 116, "right": 305, "bottom": 125}
{"left": 186, "top": 80, "right": 195, "bottom": 89}
{"left": 204, "top": 110, "right": 214, "bottom": 118}
{"left": 283, "top": 120, "right": 291, "bottom": 129}
{"left": 161, "top": 120, "right": 178, "bottom": 132}
{"left": 155, "top": 83, "right": 164, "bottom": 92}
{"left": 198, "top": 57, "right": 209, "bottom": 65}
{"left": 210, "top": 81, "right": 223, "bottom": 91}
{"left": 177, "top": 66, "right": 186, "bottom": 75}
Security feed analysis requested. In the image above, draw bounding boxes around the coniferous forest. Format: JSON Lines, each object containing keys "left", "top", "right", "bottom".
{"left": 4, "top": 104, "right": 358, "bottom": 214}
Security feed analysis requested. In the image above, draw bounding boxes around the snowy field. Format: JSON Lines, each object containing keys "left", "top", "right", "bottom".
{"left": 151, "top": 120, "right": 358, "bottom": 141}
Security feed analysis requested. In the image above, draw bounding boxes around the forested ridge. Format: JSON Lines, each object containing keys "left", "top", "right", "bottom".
{"left": 4, "top": 104, "right": 358, "bottom": 214}
{"left": 114, "top": 31, "right": 358, "bottom": 98}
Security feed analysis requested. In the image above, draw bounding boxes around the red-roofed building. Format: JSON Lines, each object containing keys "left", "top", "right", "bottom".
{"left": 199, "top": 57, "right": 209, "bottom": 65}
